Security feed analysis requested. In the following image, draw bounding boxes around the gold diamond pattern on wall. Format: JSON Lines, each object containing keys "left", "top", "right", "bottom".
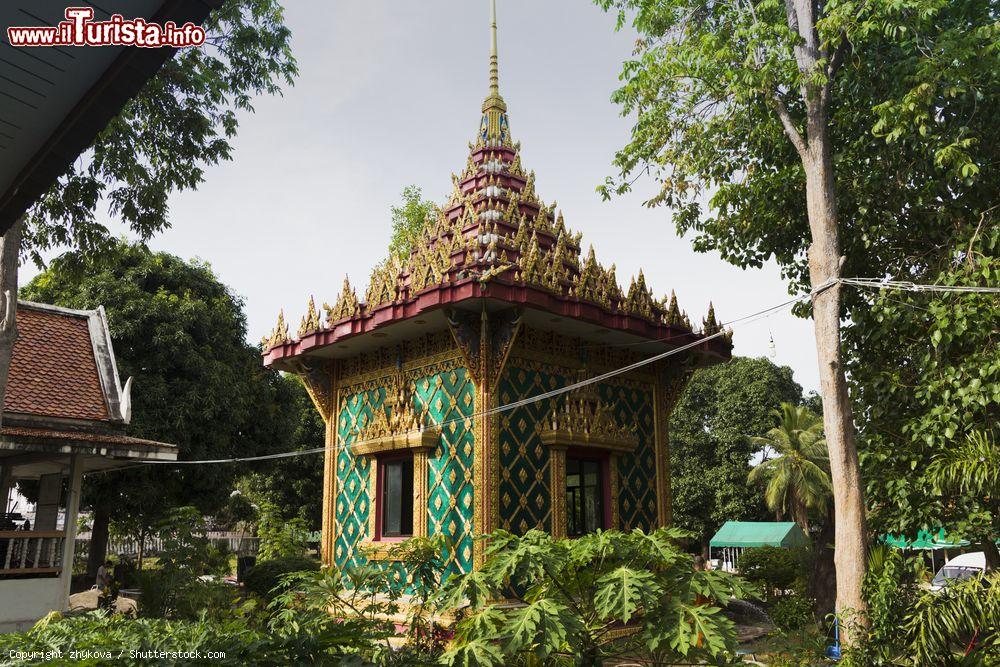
{"left": 414, "top": 368, "right": 475, "bottom": 578}
{"left": 497, "top": 364, "right": 557, "bottom": 534}
{"left": 601, "top": 383, "right": 657, "bottom": 531}
{"left": 335, "top": 387, "right": 384, "bottom": 570}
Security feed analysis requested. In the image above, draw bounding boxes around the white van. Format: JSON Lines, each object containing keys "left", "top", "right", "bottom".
{"left": 929, "top": 551, "right": 986, "bottom": 592}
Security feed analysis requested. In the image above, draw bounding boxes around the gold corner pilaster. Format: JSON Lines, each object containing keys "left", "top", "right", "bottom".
{"left": 549, "top": 446, "right": 567, "bottom": 538}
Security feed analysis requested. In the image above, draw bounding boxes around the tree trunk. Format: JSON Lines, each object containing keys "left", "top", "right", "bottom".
{"left": 777, "top": 0, "right": 869, "bottom": 642}
{"left": 981, "top": 539, "right": 999, "bottom": 570}
{"left": 808, "top": 509, "right": 837, "bottom": 619}
{"left": 803, "top": 133, "right": 868, "bottom": 638}
{"left": 792, "top": 497, "right": 810, "bottom": 535}
{"left": 87, "top": 503, "right": 111, "bottom": 578}
{"left": 0, "top": 219, "right": 23, "bottom": 429}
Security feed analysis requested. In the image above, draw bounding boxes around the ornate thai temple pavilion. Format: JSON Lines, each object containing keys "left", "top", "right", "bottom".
{"left": 262, "top": 1, "right": 731, "bottom": 579}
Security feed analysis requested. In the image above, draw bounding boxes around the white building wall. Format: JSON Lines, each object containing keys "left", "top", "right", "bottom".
{"left": 0, "top": 578, "right": 64, "bottom": 633}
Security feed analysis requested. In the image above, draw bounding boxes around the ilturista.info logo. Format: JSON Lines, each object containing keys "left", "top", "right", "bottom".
{"left": 6, "top": 7, "right": 206, "bottom": 48}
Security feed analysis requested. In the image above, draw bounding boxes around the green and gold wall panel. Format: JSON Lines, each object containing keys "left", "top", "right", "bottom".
{"left": 601, "top": 382, "right": 657, "bottom": 531}
{"left": 333, "top": 363, "right": 475, "bottom": 579}
{"left": 497, "top": 365, "right": 560, "bottom": 534}
{"left": 334, "top": 386, "right": 384, "bottom": 570}
{"left": 413, "top": 367, "right": 475, "bottom": 579}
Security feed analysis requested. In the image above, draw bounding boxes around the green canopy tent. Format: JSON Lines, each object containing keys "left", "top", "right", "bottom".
{"left": 881, "top": 528, "right": 970, "bottom": 551}
{"left": 882, "top": 528, "right": 975, "bottom": 573}
{"left": 709, "top": 521, "right": 809, "bottom": 571}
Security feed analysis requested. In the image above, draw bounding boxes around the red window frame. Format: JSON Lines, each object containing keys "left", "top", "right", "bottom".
{"left": 373, "top": 452, "right": 414, "bottom": 542}
{"left": 564, "top": 448, "right": 613, "bottom": 536}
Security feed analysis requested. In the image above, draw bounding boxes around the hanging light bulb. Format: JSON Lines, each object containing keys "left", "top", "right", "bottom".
{"left": 768, "top": 330, "right": 777, "bottom": 359}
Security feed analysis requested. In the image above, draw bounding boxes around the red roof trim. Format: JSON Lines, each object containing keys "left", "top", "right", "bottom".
{"left": 264, "top": 277, "right": 731, "bottom": 366}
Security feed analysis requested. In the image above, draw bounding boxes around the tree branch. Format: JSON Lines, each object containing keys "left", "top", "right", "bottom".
{"left": 772, "top": 95, "right": 808, "bottom": 160}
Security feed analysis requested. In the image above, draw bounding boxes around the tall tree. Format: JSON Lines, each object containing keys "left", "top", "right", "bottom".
{"left": 388, "top": 185, "right": 438, "bottom": 259}
{"left": 241, "top": 375, "right": 326, "bottom": 529}
{"left": 749, "top": 404, "right": 831, "bottom": 534}
{"left": 849, "top": 227, "right": 999, "bottom": 566}
{"left": 0, "top": 0, "right": 295, "bottom": 429}
{"left": 670, "top": 357, "right": 803, "bottom": 552}
{"left": 21, "top": 243, "right": 299, "bottom": 574}
{"left": 594, "top": 0, "right": 998, "bottom": 632}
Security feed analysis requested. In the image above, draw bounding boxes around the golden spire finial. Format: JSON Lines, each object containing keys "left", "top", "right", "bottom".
{"left": 478, "top": 0, "right": 509, "bottom": 145}
{"left": 489, "top": 0, "right": 499, "bottom": 97}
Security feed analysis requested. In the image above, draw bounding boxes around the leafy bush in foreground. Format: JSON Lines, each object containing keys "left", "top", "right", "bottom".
{"left": 439, "top": 528, "right": 753, "bottom": 666}
{"left": 243, "top": 555, "right": 320, "bottom": 600}
{"left": 0, "top": 612, "right": 336, "bottom": 666}
{"left": 737, "top": 546, "right": 807, "bottom": 601}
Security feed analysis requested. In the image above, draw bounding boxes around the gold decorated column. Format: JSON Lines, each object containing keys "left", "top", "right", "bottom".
{"left": 297, "top": 359, "right": 339, "bottom": 566}
{"left": 549, "top": 446, "right": 567, "bottom": 538}
{"left": 653, "top": 362, "right": 692, "bottom": 527}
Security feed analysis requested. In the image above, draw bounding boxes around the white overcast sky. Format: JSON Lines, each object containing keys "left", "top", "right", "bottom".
{"left": 23, "top": 0, "right": 820, "bottom": 392}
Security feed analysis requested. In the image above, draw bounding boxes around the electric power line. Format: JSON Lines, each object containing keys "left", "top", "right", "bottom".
{"left": 88, "top": 276, "right": 996, "bottom": 472}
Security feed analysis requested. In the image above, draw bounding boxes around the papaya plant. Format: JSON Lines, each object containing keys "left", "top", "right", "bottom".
{"left": 439, "top": 528, "right": 752, "bottom": 666}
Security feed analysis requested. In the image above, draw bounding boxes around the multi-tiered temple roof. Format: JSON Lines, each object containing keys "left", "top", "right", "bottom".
{"left": 263, "top": 5, "right": 730, "bottom": 369}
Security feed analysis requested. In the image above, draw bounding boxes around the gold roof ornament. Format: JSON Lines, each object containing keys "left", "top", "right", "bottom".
{"left": 477, "top": 0, "right": 511, "bottom": 148}
{"left": 262, "top": 309, "right": 290, "bottom": 349}
{"left": 324, "top": 276, "right": 361, "bottom": 324}
{"left": 703, "top": 302, "right": 720, "bottom": 334}
{"left": 624, "top": 270, "right": 657, "bottom": 320}
{"left": 297, "top": 296, "right": 322, "bottom": 337}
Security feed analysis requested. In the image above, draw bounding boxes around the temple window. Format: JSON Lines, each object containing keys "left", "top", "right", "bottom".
{"left": 565, "top": 456, "right": 607, "bottom": 537}
{"left": 378, "top": 454, "right": 414, "bottom": 539}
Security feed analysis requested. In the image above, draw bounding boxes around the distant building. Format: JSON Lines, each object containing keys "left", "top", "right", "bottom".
{"left": 0, "top": 302, "right": 176, "bottom": 631}
{"left": 263, "top": 2, "right": 730, "bottom": 581}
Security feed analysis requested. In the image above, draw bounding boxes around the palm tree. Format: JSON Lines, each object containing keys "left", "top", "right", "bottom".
{"left": 927, "top": 430, "right": 999, "bottom": 568}
{"left": 749, "top": 403, "right": 832, "bottom": 534}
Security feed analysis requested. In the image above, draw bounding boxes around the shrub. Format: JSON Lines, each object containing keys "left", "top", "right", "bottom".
{"left": 136, "top": 506, "right": 241, "bottom": 621}
{"left": 268, "top": 536, "right": 450, "bottom": 664}
{"left": 243, "top": 555, "right": 319, "bottom": 600}
{"left": 257, "top": 502, "right": 311, "bottom": 560}
{"left": 0, "top": 611, "right": 349, "bottom": 666}
{"left": 769, "top": 594, "right": 815, "bottom": 631}
{"left": 439, "top": 528, "right": 753, "bottom": 665}
{"left": 738, "top": 546, "right": 807, "bottom": 600}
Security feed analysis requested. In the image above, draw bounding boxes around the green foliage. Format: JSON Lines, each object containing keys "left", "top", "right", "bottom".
{"left": 23, "top": 0, "right": 297, "bottom": 264}
{"left": 21, "top": 242, "right": 308, "bottom": 555}
{"left": 240, "top": 376, "right": 326, "bottom": 530}
{"left": 257, "top": 502, "right": 311, "bottom": 561}
{"left": 136, "top": 507, "right": 240, "bottom": 621}
{"left": 928, "top": 431, "right": 999, "bottom": 499}
{"left": 594, "top": 0, "right": 1000, "bottom": 561}
{"left": 853, "top": 228, "right": 1000, "bottom": 545}
{"left": 769, "top": 594, "right": 815, "bottom": 633}
{"left": 737, "top": 546, "right": 806, "bottom": 601}
{"left": 268, "top": 536, "right": 450, "bottom": 664}
{"left": 242, "top": 556, "right": 320, "bottom": 600}
{"left": 440, "top": 528, "right": 753, "bottom": 665}
{"left": 670, "top": 357, "right": 804, "bottom": 548}
{"left": 749, "top": 404, "right": 831, "bottom": 530}
{"left": 845, "top": 545, "right": 999, "bottom": 665}
{"left": 0, "top": 612, "right": 335, "bottom": 667}
{"left": 388, "top": 185, "right": 437, "bottom": 259}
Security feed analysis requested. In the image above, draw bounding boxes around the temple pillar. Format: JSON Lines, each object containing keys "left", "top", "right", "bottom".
{"left": 447, "top": 306, "right": 521, "bottom": 569}
{"left": 297, "top": 359, "right": 338, "bottom": 566}
{"left": 653, "top": 362, "right": 694, "bottom": 527}
{"left": 548, "top": 446, "right": 567, "bottom": 538}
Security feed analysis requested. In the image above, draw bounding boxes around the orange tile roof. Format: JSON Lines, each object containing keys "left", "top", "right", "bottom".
{"left": 6, "top": 307, "right": 110, "bottom": 421}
